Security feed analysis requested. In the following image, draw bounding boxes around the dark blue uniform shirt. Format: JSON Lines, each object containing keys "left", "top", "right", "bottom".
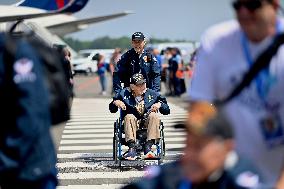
{"left": 113, "top": 48, "right": 161, "bottom": 94}
{"left": 123, "top": 155, "right": 263, "bottom": 189}
{"left": 0, "top": 34, "right": 57, "bottom": 182}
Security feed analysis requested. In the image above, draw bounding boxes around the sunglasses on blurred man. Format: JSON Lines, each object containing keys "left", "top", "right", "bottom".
{"left": 232, "top": 0, "right": 273, "bottom": 12}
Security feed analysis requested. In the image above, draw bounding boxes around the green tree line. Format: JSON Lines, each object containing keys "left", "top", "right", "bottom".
{"left": 63, "top": 36, "right": 187, "bottom": 51}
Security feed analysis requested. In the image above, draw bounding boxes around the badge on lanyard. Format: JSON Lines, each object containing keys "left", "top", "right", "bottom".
{"left": 259, "top": 113, "right": 284, "bottom": 148}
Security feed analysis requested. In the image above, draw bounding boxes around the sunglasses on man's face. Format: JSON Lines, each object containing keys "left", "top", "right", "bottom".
{"left": 232, "top": 0, "right": 264, "bottom": 12}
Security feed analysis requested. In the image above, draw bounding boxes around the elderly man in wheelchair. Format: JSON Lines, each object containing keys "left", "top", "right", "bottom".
{"left": 109, "top": 73, "right": 170, "bottom": 160}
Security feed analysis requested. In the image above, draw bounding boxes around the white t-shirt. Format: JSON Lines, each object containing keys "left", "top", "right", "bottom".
{"left": 190, "top": 19, "right": 284, "bottom": 184}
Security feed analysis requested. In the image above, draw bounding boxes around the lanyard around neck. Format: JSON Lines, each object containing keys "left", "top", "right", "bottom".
{"left": 179, "top": 179, "right": 191, "bottom": 189}
{"left": 241, "top": 20, "right": 282, "bottom": 101}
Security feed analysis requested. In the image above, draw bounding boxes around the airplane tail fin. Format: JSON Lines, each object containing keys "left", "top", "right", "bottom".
{"left": 16, "top": 0, "right": 89, "bottom": 13}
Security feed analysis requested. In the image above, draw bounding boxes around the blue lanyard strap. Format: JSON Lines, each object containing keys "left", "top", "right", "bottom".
{"left": 179, "top": 179, "right": 191, "bottom": 189}
{"left": 241, "top": 33, "right": 266, "bottom": 99}
{"left": 241, "top": 19, "right": 282, "bottom": 101}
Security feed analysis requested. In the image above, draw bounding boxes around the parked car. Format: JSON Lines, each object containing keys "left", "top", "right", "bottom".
{"left": 72, "top": 49, "right": 114, "bottom": 75}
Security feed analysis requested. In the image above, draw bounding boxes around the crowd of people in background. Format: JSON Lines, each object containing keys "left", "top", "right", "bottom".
{"left": 157, "top": 46, "right": 195, "bottom": 97}
{"left": 81, "top": 45, "right": 197, "bottom": 97}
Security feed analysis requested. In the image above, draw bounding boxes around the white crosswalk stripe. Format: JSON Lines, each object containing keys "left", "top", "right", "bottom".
{"left": 57, "top": 98, "right": 187, "bottom": 188}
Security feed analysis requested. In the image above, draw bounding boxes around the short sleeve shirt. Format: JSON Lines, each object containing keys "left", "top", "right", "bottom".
{"left": 190, "top": 19, "right": 284, "bottom": 184}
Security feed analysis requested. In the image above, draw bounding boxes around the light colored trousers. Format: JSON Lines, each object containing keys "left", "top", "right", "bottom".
{"left": 124, "top": 112, "right": 160, "bottom": 142}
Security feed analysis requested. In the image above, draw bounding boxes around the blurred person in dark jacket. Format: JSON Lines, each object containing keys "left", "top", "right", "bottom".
{"left": 53, "top": 44, "right": 74, "bottom": 99}
{"left": 123, "top": 104, "right": 262, "bottom": 189}
{"left": 0, "top": 34, "right": 59, "bottom": 189}
{"left": 168, "top": 47, "right": 182, "bottom": 96}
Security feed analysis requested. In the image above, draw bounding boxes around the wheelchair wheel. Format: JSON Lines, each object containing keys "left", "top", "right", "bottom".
{"left": 161, "top": 122, "right": 166, "bottom": 156}
{"left": 113, "top": 137, "right": 118, "bottom": 161}
{"left": 157, "top": 121, "right": 166, "bottom": 160}
{"left": 113, "top": 120, "right": 120, "bottom": 163}
{"left": 161, "top": 136, "right": 166, "bottom": 157}
{"left": 158, "top": 137, "right": 166, "bottom": 157}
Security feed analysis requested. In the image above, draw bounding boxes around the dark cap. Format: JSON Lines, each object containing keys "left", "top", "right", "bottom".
{"left": 202, "top": 112, "right": 234, "bottom": 139}
{"left": 130, "top": 73, "right": 146, "bottom": 85}
{"left": 175, "top": 111, "right": 234, "bottom": 140}
{"left": 132, "top": 32, "right": 145, "bottom": 41}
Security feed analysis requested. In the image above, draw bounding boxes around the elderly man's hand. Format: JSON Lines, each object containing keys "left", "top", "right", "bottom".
{"left": 150, "top": 102, "right": 161, "bottom": 113}
{"left": 113, "top": 100, "right": 126, "bottom": 110}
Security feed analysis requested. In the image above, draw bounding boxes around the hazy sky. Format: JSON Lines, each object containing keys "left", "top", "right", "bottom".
{"left": 2, "top": 0, "right": 284, "bottom": 41}
{"left": 70, "top": 0, "right": 235, "bottom": 41}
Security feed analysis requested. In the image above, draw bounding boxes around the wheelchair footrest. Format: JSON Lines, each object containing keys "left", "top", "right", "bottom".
{"left": 144, "top": 159, "right": 160, "bottom": 166}
{"left": 118, "top": 155, "right": 161, "bottom": 161}
{"left": 117, "top": 159, "right": 161, "bottom": 167}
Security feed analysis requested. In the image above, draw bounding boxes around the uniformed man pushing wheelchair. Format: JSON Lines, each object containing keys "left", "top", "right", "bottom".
{"left": 109, "top": 73, "right": 170, "bottom": 160}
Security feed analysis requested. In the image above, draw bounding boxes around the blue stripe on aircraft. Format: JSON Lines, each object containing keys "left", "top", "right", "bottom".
{"left": 18, "top": 0, "right": 89, "bottom": 13}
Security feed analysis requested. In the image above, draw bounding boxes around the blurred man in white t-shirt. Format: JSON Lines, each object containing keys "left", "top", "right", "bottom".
{"left": 189, "top": 0, "right": 284, "bottom": 188}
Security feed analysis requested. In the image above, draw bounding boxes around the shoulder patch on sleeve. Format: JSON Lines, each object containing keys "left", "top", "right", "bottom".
{"left": 13, "top": 58, "right": 36, "bottom": 84}
{"left": 236, "top": 171, "right": 259, "bottom": 188}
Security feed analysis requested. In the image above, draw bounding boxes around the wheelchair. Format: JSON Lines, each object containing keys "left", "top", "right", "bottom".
{"left": 113, "top": 111, "right": 166, "bottom": 165}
